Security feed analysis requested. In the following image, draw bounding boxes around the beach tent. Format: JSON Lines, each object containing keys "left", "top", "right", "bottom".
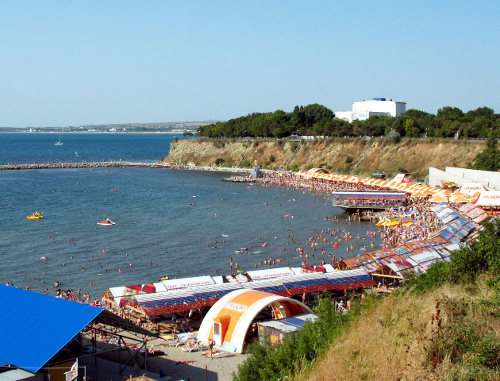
{"left": 303, "top": 168, "right": 330, "bottom": 179}
{"left": 448, "top": 192, "right": 469, "bottom": 203}
{"left": 470, "top": 191, "right": 500, "bottom": 206}
{"left": 410, "top": 191, "right": 428, "bottom": 198}
{"left": 429, "top": 193, "right": 449, "bottom": 203}
{"left": 409, "top": 252, "right": 443, "bottom": 271}
{"left": 161, "top": 275, "right": 215, "bottom": 290}
{"left": 246, "top": 267, "right": 295, "bottom": 281}
{"left": 135, "top": 282, "right": 244, "bottom": 315}
{"left": 387, "top": 258, "right": 420, "bottom": 278}
{"left": 130, "top": 269, "right": 376, "bottom": 317}
{"left": 391, "top": 173, "right": 412, "bottom": 183}
{"left": 103, "top": 281, "right": 168, "bottom": 309}
{"left": 197, "top": 289, "right": 312, "bottom": 353}
{"left": 459, "top": 183, "right": 488, "bottom": 195}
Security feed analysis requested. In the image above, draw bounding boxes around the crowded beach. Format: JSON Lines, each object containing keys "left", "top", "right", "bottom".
{"left": 7, "top": 168, "right": 484, "bottom": 311}
{"left": 3, "top": 166, "right": 488, "bottom": 381}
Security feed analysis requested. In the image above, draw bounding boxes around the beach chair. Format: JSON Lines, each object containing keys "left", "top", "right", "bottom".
{"left": 172, "top": 332, "right": 197, "bottom": 347}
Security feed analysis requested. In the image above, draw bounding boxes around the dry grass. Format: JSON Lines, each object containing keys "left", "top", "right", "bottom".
{"left": 162, "top": 138, "right": 485, "bottom": 177}
{"left": 294, "top": 280, "right": 500, "bottom": 381}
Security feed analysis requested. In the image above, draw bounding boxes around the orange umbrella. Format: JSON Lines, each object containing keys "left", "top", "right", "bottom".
{"left": 411, "top": 191, "right": 428, "bottom": 198}
{"left": 449, "top": 192, "right": 469, "bottom": 203}
{"left": 429, "top": 193, "right": 449, "bottom": 203}
{"left": 438, "top": 188, "right": 454, "bottom": 194}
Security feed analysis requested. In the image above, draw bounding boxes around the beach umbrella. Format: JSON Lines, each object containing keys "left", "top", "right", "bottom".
{"left": 449, "top": 192, "right": 469, "bottom": 203}
{"left": 429, "top": 193, "right": 449, "bottom": 203}
{"left": 437, "top": 188, "right": 454, "bottom": 194}
{"left": 410, "top": 191, "right": 428, "bottom": 198}
{"left": 423, "top": 187, "right": 439, "bottom": 194}
{"left": 345, "top": 176, "right": 359, "bottom": 183}
{"left": 379, "top": 180, "right": 394, "bottom": 188}
{"left": 362, "top": 178, "right": 375, "bottom": 184}
{"left": 395, "top": 183, "right": 411, "bottom": 191}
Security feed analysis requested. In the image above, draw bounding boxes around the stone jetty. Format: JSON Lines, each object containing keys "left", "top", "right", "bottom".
{"left": 0, "top": 161, "right": 169, "bottom": 171}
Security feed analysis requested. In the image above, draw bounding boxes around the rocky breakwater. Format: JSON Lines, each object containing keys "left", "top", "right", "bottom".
{"left": 0, "top": 161, "right": 174, "bottom": 171}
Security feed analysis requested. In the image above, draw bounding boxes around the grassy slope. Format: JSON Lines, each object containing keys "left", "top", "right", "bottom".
{"left": 295, "top": 278, "right": 500, "bottom": 381}
{"left": 163, "top": 138, "right": 485, "bottom": 178}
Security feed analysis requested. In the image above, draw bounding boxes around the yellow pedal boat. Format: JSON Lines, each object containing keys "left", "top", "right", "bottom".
{"left": 27, "top": 213, "right": 44, "bottom": 219}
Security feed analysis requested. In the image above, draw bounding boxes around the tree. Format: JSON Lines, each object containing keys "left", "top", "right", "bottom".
{"left": 466, "top": 107, "right": 494, "bottom": 118}
{"left": 404, "top": 118, "right": 423, "bottom": 138}
{"left": 386, "top": 128, "right": 401, "bottom": 143}
{"left": 292, "top": 104, "right": 334, "bottom": 131}
{"left": 472, "top": 134, "right": 500, "bottom": 171}
{"left": 404, "top": 109, "right": 430, "bottom": 119}
{"left": 437, "top": 106, "right": 464, "bottom": 121}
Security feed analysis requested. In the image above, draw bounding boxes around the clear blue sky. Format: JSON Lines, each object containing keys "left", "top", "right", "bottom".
{"left": 1, "top": 1, "right": 498, "bottom": 127}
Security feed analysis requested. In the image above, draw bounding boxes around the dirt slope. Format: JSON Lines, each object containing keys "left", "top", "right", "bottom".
{"left": 161, "top": 138, "right": 485, "bottom": 179}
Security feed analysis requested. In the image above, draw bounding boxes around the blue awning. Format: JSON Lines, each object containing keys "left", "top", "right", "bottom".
{"left": 0, "top": 285, "right": 102, "bottom": 373}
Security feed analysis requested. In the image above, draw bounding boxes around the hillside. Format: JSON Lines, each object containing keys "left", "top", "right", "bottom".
{"left": 295, "top": 278, "right": 500, "bottom": 381}
{"left": 161, "top": 138, "right": 485, "bottom": 179}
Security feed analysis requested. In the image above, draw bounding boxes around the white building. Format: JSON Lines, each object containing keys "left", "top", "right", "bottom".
{"left": 335, "top": 98, "right": 406, "bottom": 123}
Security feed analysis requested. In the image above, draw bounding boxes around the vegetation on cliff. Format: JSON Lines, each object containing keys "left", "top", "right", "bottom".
{"left": 162, "top": 138, "right": 485, "bottom": 179}
{"left": 196, "top": 104, "right": 499, "bottom": 140}
{"left": 234, "top": 219, "right": 500, "bottom": 381}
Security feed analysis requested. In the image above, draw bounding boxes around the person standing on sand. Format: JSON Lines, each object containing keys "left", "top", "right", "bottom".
{"left": 209, "top": 338, "right": 215, "bottom": 359}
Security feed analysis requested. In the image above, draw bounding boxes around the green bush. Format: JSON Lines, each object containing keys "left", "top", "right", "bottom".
{"left": 234, "top": 294, "right": 374, "bottom": 381}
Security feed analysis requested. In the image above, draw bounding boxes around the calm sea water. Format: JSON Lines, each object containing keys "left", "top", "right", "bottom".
{"left": 0, "top": 133, "right": 382, "bottom": 298}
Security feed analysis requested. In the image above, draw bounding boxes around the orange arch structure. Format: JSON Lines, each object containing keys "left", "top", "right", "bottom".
{"left": 197, "top": 289, "right": 312, "bottom": 353}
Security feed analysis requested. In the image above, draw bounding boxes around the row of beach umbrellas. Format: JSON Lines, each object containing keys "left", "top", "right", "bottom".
{"left": 297, "top": 168, "right": 471, "bottom": 203}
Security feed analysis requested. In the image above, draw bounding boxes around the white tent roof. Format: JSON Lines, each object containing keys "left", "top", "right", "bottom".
{"left": 246, "top": 267, "right": 294, "bottom": 281}
{"left": 459, "top": 183, "right": 488, "bottom": 195}
{"left": 471, "top": 191, "right": 500, "bottom": 206}
{"left": 161, "top": 275, "right": 215, "bottom": 290}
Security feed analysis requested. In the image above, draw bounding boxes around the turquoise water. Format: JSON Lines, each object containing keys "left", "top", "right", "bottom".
{"left": 0, "top": 133, "right": 381, "bottom": 297}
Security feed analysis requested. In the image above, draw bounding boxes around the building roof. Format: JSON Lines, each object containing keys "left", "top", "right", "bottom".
{"left": 132, "top": 269, "right": 375, "bottom": 316}
{"left": 0, "top": 285, "right": 153, "bottom": 374}
{"left": 0, "top": 285, "right": 103, "bottom": 373}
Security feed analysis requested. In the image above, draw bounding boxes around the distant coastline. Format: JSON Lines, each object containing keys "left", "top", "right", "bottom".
{"left": 0, "top": 121, "right": 216, "bottom": 134}
{"left": 0, "top": 130, "right": 192, "bottom": 134}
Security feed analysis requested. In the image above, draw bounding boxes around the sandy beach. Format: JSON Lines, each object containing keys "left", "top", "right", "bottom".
{"left": 90, "top": 334, "right": 249, "bottom": 381}
{"left": 145, "top": 337, "right": 249, "bottom": 381}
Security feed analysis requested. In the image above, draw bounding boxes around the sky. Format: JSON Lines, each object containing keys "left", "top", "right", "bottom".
{"left": 0, "top": 1, "right": 498, "bottom": 127}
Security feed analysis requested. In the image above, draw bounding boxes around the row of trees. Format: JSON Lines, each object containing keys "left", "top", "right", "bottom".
{"left": 196, "top": 104, "right": 499, "bottom": 140}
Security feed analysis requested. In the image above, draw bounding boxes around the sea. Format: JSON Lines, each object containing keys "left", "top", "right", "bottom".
{"left": 0, "top": 133, "right": 383, "bottom": 298}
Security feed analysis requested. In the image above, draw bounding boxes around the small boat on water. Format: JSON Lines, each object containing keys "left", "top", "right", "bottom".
{"left": 27, "top": 212, "right": 43, "bottom": 219}
{"left": 97, "top": 220, "right": 116, "bottom": 226}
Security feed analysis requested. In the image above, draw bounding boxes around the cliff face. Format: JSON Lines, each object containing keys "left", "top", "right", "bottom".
{"left": 161, "top": 138, "right": 485, "bottom": 179}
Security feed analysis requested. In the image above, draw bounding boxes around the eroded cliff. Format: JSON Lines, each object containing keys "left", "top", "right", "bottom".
{"left": 161, "top": 138, "right": 485, "bottom": 179}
